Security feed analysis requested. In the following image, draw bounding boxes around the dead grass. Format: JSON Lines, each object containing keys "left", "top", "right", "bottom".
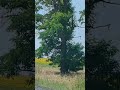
{"left": 35, "top": 63, "right": 85, "bottom": 90}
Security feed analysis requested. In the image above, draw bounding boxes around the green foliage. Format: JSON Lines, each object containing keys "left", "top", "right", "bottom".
{"left": 35, "top": 0, "right": 84, "bottom": 73}
{"left": 66, "top": 43, "right": 84, "bottom": 72}
{"left": 35, "top": 47, "right": 43, "bottom": 58}
{"left": 0, "top": 0, "right": 35, "bottom": 76}
{"left": 86, "top": 39, "right": 119, "bottom": 89}
{"left": 79, "top": 10, "right": 85, "bottom": 24}
{"left": 86, "top": 0, "right": 120, "bottom": 89}
{"left": 86, "top": 40, "right": 118, "bottom": 75}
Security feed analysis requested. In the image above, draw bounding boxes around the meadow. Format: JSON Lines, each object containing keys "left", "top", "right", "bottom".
{"left": 35, "top": 58, "right": 85, "bottom": 90}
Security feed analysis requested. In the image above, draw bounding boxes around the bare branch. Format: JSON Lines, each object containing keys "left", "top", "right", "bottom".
{"left": 103, "top": 0, "right": 120, "bottom": 6}
{"left": 76, "top": 25, "right": 85, "bottom": 28}
{"left": 86, "top": 24, "right": 111, "bottom": 30}
{"left": 73, "top": 36, "right": 81, "bottom": 38}
{"left": 93, "top": 24, "right": 111, "bottom": 29}
{"left": 79, "top": 26, "right": 85, "bottom": 28}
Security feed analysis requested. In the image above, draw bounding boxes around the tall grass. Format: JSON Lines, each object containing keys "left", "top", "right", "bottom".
{"left": 35, "top": 62, "right": 85, "bottom": 90}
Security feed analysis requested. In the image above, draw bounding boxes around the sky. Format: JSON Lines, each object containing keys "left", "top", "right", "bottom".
{"left": 35, "top": 0, "right": 85, "bottom": 50}
{"left": 91, "top": 1, "right": 120, "bottom": 61}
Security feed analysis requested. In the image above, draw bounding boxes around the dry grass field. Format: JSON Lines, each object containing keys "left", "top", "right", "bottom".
{"left": 35, "top": 58, "right": 85, "bottom": 90}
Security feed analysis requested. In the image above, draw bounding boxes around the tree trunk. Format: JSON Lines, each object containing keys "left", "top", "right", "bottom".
{"left": 60, "top": 33, "right": 69, "bottom": 75}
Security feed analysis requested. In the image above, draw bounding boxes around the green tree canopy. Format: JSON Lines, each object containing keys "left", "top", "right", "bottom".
{"left": 36, "top": 0, "right": 84, "bottom": 74}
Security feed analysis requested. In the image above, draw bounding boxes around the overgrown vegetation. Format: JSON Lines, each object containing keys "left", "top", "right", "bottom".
{"left": 0, "top": 0, "right": 35, "bottom": 88}
{"left": 0, "top": 0, "right": 35, "bottom": 76}
{"left": 35, "top": 60, "right": 85, "bottom": 90}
